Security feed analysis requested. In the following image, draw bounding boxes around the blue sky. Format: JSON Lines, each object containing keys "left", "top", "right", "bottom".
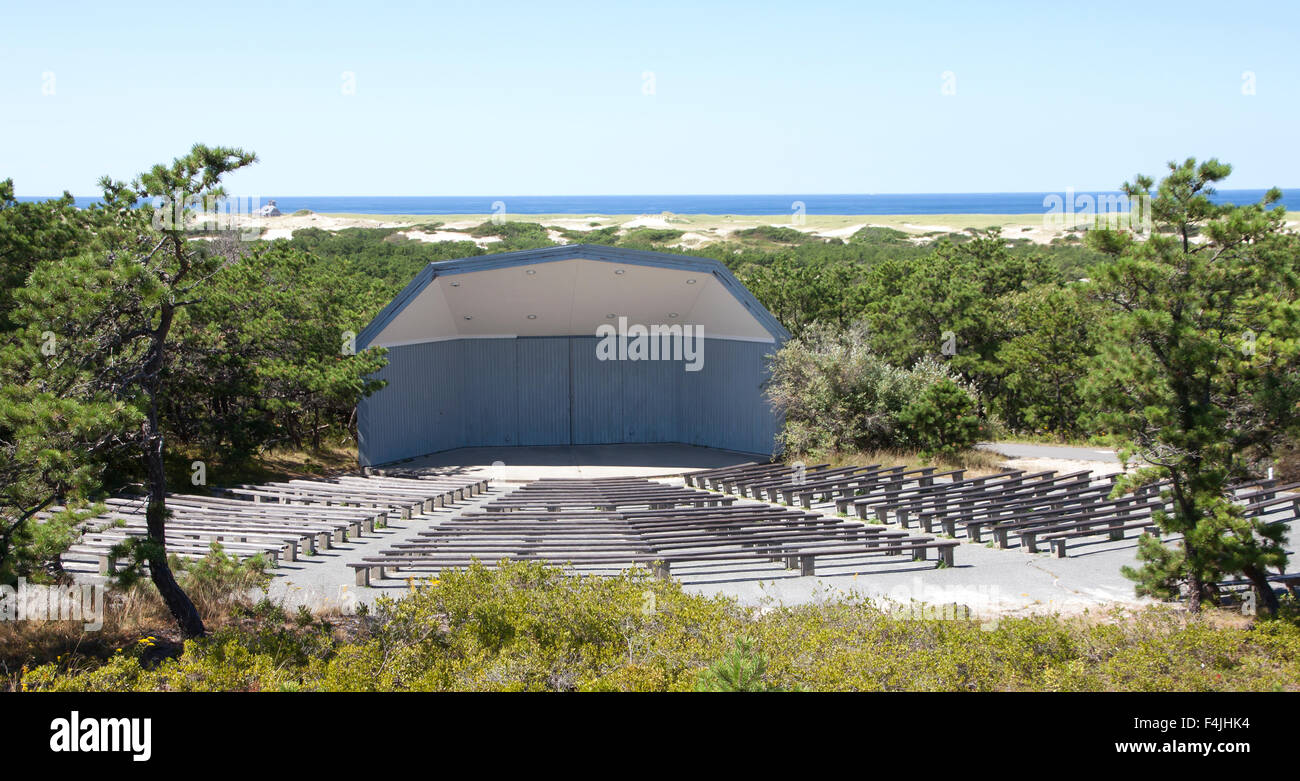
{"left": 2, "top": 0, "right": 1296, "bottom": 196}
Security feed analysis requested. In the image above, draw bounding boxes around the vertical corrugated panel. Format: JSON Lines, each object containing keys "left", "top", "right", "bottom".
{"left": 672, "top": 339, "right": 780, "bottom": 454}
{"left": 516, "top": 337, "right": 571, "bottom": 445}
{"left": 621, "top": 354, "right": 677, "bottom": 443}
{"left": 716, "top": 339, "right": 780, "bottom": 454}
{"left": 358, "top": 340, "right": 464, "bottom": 465}
{"left": 570, "top": 336, "right": 624, "bottom": 444}
{"left": 696, "top": 338, "right": 730, "bottom": 449}
{"left": 358, "top": 335, "right": 782, "bottom": 465}
{"left": 674, "top": 348, "right": 703, "bottom": 446}
{"left": 458, "top": 338, "right": 517, "bottom": 446}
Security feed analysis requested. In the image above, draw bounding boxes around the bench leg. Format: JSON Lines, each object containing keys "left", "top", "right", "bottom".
{"left": 355, "top": 567, "right": 370, "bottom": 587}
{"left": 938, "top": 546, "right": 954, "bottom": 568}
{"left": 651, "top": 561, "right": 671, "bottom": 581}
{"left": 798, "top": 555, "right": 815, "bottom": 577}
{"left": 897, "top": 509, "right": 909, "bottom": 529}
{"left": 1051, "top": 539, "right": 1068, "bottom": 558}
{"left": 912, "top": 546, "right": 928, "bottom": 562}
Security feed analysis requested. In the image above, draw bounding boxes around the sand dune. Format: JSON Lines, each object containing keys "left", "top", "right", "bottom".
{"left": 211, "top": 210, "right": 1300, "bottom": 248}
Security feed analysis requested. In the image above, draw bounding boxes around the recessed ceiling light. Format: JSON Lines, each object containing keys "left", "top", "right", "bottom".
{"left": 605, "top": 313, "right": 616, "bottom": 319}
{"left": 463, "top": 315, "right": 472, "bottom": 321}
{"left": 449, "top": 281, "right": 460, "bottom": 287}
{"left": 525, "top": 269, "right": 536, "bottom": 275}
{"left": 614, "top": 269, "right": 625, "bottom": 275}
{"left": 668, "top": 312, "right": 679, "bottom": 318}
{"left": 686, "top": 278, "right": 696, "bottom": 284}
{"left": 527, "top": 314, "right": 537, "bottom": 319}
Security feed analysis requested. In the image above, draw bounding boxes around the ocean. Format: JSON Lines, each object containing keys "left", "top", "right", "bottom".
{"left": 15, "top": 190, "right": 1296, "bottom": 216}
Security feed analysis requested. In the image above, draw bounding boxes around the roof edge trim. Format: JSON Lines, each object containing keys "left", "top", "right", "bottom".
{"left": 356, "top": 244, "right": 791, "bottom": 349}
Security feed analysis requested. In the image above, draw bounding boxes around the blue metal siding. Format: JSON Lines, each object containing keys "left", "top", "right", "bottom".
{"left": 569, "top": 336, "right": 624, "bottom": 444}
{"left": 358, "top": 336, "right": 781, "bottom": 465}
{"left": 515, "top": 337, "right": 570, "bottom": 446}
{"left": 622, "top": 354, "right": 678, "bottom": 443}
{"left": 458, "top": 339, "right": 517, "bottom": 446}
{"left": 358, "top": 340, "right": 465, "bottom": 465}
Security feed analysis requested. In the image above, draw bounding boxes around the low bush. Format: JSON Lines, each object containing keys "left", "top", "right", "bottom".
{"left": 767, "top": 321, "right": 980, "bottom": 457}
{"left": 897, "top": 378, "right": 984, "bottom": 458}
{"left": 13, "top": 561, "right": 1300, "bottom": 692}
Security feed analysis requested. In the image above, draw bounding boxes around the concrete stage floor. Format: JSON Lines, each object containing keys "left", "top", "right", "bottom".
{"left": 377, "top": 443, "right": 765, "bottom": 482}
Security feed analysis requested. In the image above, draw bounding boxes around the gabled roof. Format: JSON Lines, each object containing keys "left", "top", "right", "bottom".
{"left": 356, "top": 244, "right": 791, "bottom": 349}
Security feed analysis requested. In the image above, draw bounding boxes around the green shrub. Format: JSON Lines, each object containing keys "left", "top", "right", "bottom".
{"left": 767, "top": 322, "right": 976, "bottom": 457}
{"left": 848, "top": 226, "right": 910, "bottom": 245}
{"left": 731, "top": 226, "right": 812, "bottom": 245}
{"left": 696, "top": 637, "right": 784, "bottom": 691}
{"left": 898, "top": 378, "right": 983, "bottom": 458}
{"left": 466, "top": 221, "right": 551, "bottom": 250}
{"left": 17, "top": 562, "right": 1300, "bottom": 692}
{"left": 620, "top": 227, "right": 684, "bottom": 245}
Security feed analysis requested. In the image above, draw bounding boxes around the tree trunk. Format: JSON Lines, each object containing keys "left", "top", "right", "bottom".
{"left": 140, "top": 299, "right": 206, "bottom": 639}
{"left": 143, "top": 416, "right": 206, "bottom": 638}
{"left": 1243, "top": 565, "right": 1280, "bottom": 616}
{"left": 1186, "top": 575, "right": 1203, "bottom": 612}
{"left": 1184, "top": 535, "right": 1203, "bottom": 613}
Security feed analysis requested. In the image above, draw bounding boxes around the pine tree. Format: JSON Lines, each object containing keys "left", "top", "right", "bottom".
{"left": 3, "top": 145, "right": 256, "bottom": 636}
{"left": 1085, "top": 158, "right": 1300, "bottom": 613}
{"left": 696, "top": 637, "right": 783, "bottom": 692}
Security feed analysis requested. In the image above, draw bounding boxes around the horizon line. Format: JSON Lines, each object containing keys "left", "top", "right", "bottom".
{"left": 14, "top": 187, "right": 1293, "bottom": 200}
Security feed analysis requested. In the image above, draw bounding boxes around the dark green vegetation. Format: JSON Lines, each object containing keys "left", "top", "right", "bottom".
{"left": 1086, "top": 162, "right": 1299, "bottom": 614}
{"left": 2, "top": 149, "right": 1297, "bottom": 635}
{"left": 0, "top": 147, "right": 387, "bottom": 635}
{"left": 762, "top": 161, "right": 1300, "bottom": 614}
{"left": 10, "top": 561, "right": 1300, "bottom": 692}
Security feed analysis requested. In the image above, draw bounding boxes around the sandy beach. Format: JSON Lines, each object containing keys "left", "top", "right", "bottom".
{"left": 213, "top": 208, "right": 1300, "bottom": 249}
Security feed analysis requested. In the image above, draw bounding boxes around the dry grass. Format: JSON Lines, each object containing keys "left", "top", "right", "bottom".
{"left": 0, "top": 575, "right": 366, "bottom": 691}
{"left": 1273, "top": 440, "right": 1300, "bottom": 483}
{"left": 165, "top": 443, "right": 359, "bottom": 496}
{"left": 250, "top": 444, "right": 358, "bottom": 479}
{"left": 0, "top": 589, "right": 181, "bottom": 690}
